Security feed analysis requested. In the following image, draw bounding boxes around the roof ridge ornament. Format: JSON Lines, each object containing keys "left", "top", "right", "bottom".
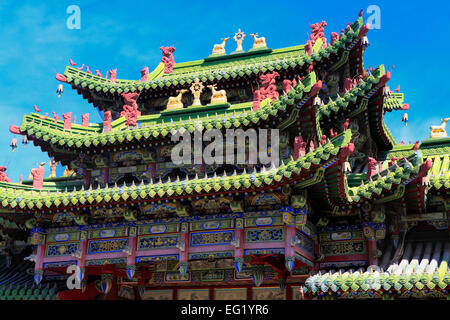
{"left": 189, "top": 78, "right": 204, "bottom": 107}
{"left": 233, "top": 29, "right": 245, "bottom": 52}
{"left": 249, "top": 33, "right": 267, "bottom": 49}
{"left": 212, "top": 37, "right": 230, "bottom": 55}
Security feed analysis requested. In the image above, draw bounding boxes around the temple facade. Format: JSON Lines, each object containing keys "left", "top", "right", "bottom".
{"left": 0, "top": 10, "right": 448, "bottom": 300}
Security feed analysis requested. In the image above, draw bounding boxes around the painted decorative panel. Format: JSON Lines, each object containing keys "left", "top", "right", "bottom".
{"left": 319, "top": 260, "right": 367, "bottom": 269}
{"left": 252, "top": 287, "right": 286, "bottom": 300}
{"left": 319, "top": 240, "right": 366, "bottom": 256}
{"left": 46, "top": 242, "right": 79, "bottom": 257}
{"left": 200, "top": 269, "right": 225, "bottom": 282}
{"left": 85, "top": 258, "right": 127, "bottom": 266}
{"left": 245, "top": 215, "right": 283, "bottom": 227}
{"left": 234, "top": 266, "right": 274, "bottom": 280}
{"left": 142, "top": 289, "right": 173, "bottom": 300}
{"left": 246, "top": 193, "right": 288, "bottom": 207}
{"left": 137, "top": 234, "right": 179, "bottom": 250}
{"left": 141, "top": 203, "right": 177, "bottom": 216}
{"left": 164, "top": 272, "right": 190, "bottom": 282}
{"left": 136, "top": 254, "right": 179, "bottom": 263}
{"left": 138, "top": 223, "right": 178, "bottom": 235}
{"left": 112, "top": 150, "right": 145, "bottom": 162}
{"left": 43, "top": 261, "right": 77, "bottom": 269}
{"left": 89, "top": 227, "right": 128, "bottom": 239}
{"left": 244, "top": 248, "right": 285, "bottom": 255}
{"left": 191, "top": 197, "right": 232, "bottom": 213}
{"left": 330, "top": 231, "right": 353, "bottom": 241}
{"left": 91, "top": 207, "right": 125, "bottom": 220}
{"left": 178, "top": 289, "right": 209, "bottom": 300}
{"left": 191, "top": 219, "right": 233, "bottom": 231}
{"left": 214, "top": 288, "right": 247, "bottom": 300}
{"left": 188, "top": 251, "right": 234, "bottom": 260}
{"left": 47, "top": 232, "right": 79, "bottom": 243}
{"left": 87, "top": 238, "right": 128, "bottom": 254}
{"left": 245, "top": 228, "right": 284, "bottom": 242}
{"left": 190, "top": 230, "right": 234, "bottom": 246}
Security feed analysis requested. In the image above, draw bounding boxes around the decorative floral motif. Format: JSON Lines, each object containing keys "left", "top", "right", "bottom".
{"left": 245, "top": 228, "right": 284, "bottom": 242}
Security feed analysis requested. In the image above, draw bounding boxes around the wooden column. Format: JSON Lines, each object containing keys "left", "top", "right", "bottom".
{"left": 282, "top": 209, "right": 296, "bottom": 272}
{"left": 126, "top": 227, "right": 137, "bottom": 279}
{"left": 179, "top": 222, "right": 189, "bottom": 274}
{"left": 234, "top": 218, "right": 244, "bottom": 272}
{"left": 77, "top": 231, "right": 88, "bottom": 283}
{"left": 31, "top": 227, "right": 46, "bottom": 285}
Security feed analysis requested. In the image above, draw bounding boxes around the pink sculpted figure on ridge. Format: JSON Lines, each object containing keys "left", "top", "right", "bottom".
{"left": 30, "top": 162, "right": 45, "bottom": 189}
{"left": 103, "top": 110, "right": 112, "bottom": 132}
{"left": 140, "top": 67, "right": 149, "bottom": 82}
{"left": 252, "top": 71, "right": 279, "bottom": 111}
{"left": 82, "top": 113, "right": 89, "bottom": 127}
{"left": 0, "top": 167, "right": 11, "bottom": 183}
{"left": 63, "top": 112, "right": 72, "bottom": 130}
{"left": 160, "top": 47, "right": 175, "bottom": 74}
{"left": 120, "top": 93, "right": 141, "bottom": 127}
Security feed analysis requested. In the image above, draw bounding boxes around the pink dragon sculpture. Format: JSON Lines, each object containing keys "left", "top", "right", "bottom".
{"left": 108, "top": 69, "right": 117, "bottom": 83}
{"left": 367, "top": 157, "right": 378, "bottom": 178}
{"left": 342, "top": 118, "right": 350, "bottom": 131}
{"left": 103, "top": 110, "right": 112, "bottom": 132}
{"left": 55, "top": 73, "right": 67, "bottom": 83}
{"left": 418, "top": 159, "right": 433, "bottom": 186}
{"left": 82, "top": 113, "right": 89, "bottom": 127}
{"left": 338, "top": 143, "right": 355, "bottom": 164}
{"left": 252, "top": 72, "right": 279, "bottom": 111}
{"left": 309, "top": 21, "right": 327, "bottom": 48}
{"left": 63, "top": 112, "right": 72, "bottom": 130}
{"left": 282, "top": 78, "right": 297, "bottom": 94}
{"left": 140, "top": 67, "right": 149, "bottom": 82}
{"left": 0, "top": 167, "right": 11, "bottom": 183}
{"left": 320, "top": 134, "right": 327, "bottom": 146}
{"left": 52, "top": 112, "right": 59, "bottom": 123}
{"left": 344, "top": 78, "right": 354, "bottom": 92}
{"left": 305, "top": 40, "right": 313, "bottom": 56}
{"left": 389, "top": 156, "right": 405, "bottom": 167}
{"left": 120, "top": 93, "right": 141, "bottom": 127}
{"left": 330, "top": 128, "right": 338, "bottom": 138}
{"left": 160, "top": 46, "right": 175, "bottom": 74}
{"left": 330, "top": 32, "right": 340, "bottom": 45}
{"left": 293, "top": 136, "right": 307, "bottom": 160}
{"left": 30, "top": 162, "right": 45, "bottom": 189}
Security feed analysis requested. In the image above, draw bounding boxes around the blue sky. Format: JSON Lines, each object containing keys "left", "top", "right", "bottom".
{"left": 0, "top": 1, "right": 448, "bottom": 182}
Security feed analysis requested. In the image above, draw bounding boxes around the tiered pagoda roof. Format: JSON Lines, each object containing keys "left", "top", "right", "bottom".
{"left": 0, "top": 9, "right": 448, "bottom": 300}
{"left": 58, "top": 16, "right": 365, "bottom": 113}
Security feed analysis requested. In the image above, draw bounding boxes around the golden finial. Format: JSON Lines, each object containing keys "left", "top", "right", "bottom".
{"left": 189, "top": 78, "right": 204, "bottom": 106}
{"left": 233, "top": 29, "right": 245, "bottom": 52}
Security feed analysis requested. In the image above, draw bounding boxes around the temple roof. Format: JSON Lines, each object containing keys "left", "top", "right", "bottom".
{"left": 304, "top": 240, "right": 450, "bottom": 298}
{"left": 379, "top": 137, "right": 450, "bottom": 191}
{"left": 58, "top": 16, "right": 365, "bottom": 110}
{"left": 0, "top": 130, "right": 352, "bottom": 212}
{"left": 14, "top": 65, "right": 394, "bottom": 157}
{"left": 12, "top": 71, "right": 319, "bottom": 158}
